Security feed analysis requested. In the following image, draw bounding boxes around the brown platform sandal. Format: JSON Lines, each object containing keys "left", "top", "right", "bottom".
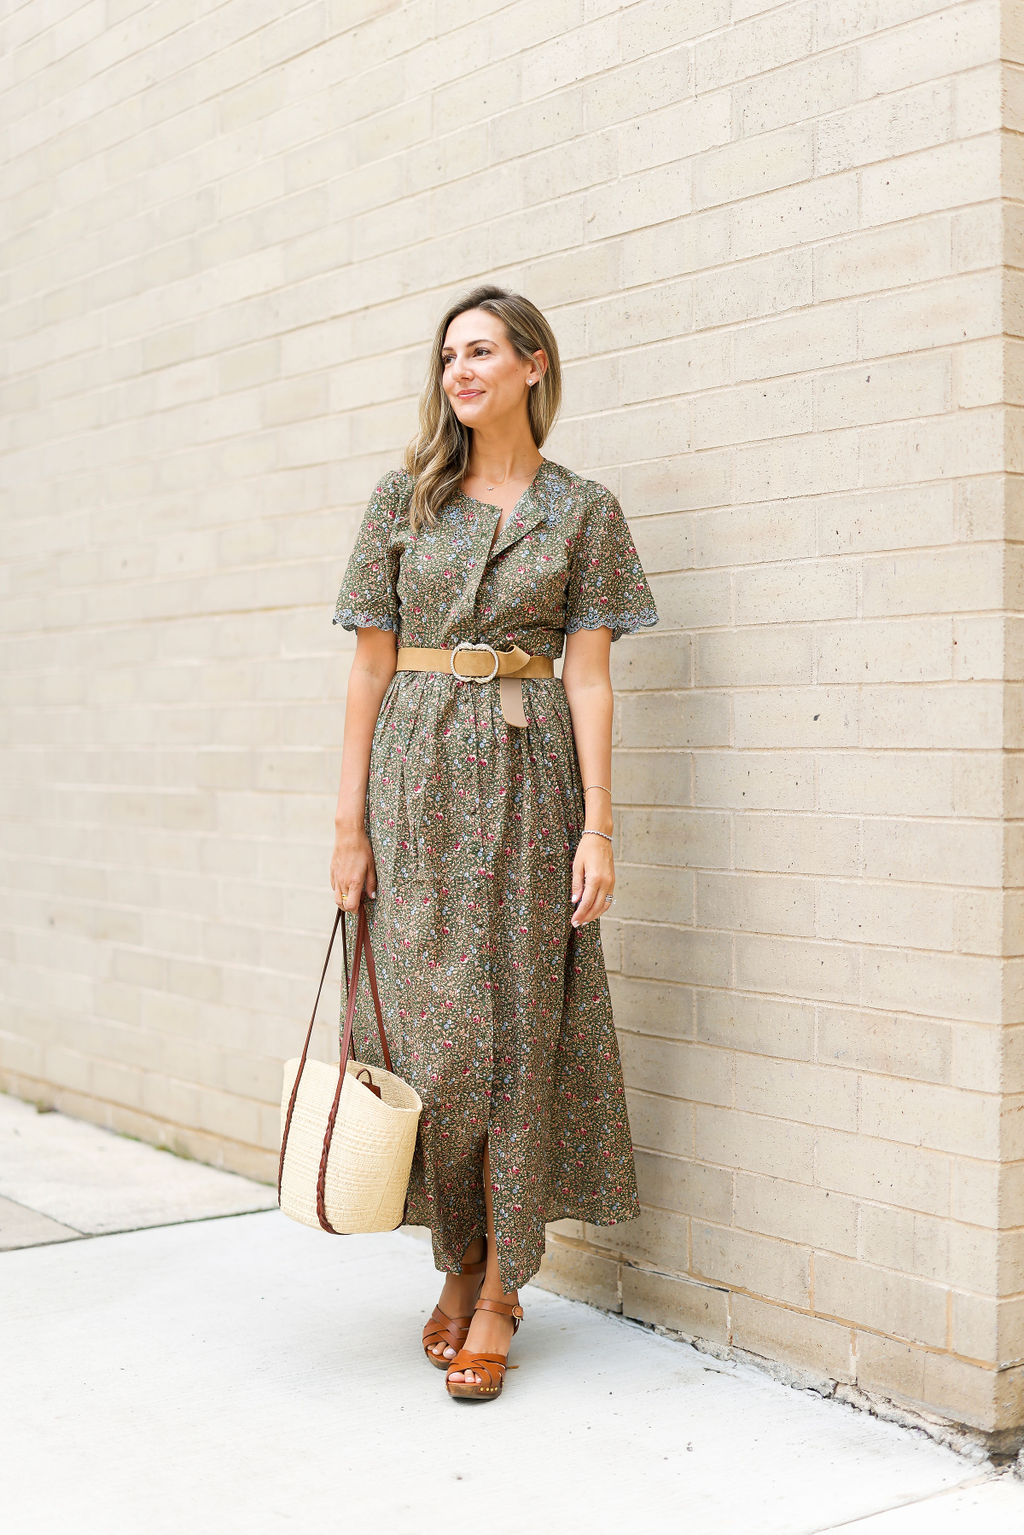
{"left": 421, "top": 1252, "right": 488, "bottom": 1370}
{"left": 445, "top": 1297, "right": 525, "bottom": 1401}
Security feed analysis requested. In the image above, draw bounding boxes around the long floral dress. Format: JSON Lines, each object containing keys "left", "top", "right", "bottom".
{"left": 332, "top": 456, "right": 658, "bottom": 1293}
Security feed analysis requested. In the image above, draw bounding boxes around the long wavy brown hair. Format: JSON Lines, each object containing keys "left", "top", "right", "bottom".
{"left": 403, "top": 284, "right": 562, "bottom": 533}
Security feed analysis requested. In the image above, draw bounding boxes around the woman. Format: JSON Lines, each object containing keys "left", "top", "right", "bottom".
{"left": 328, "top": 284, "right": 658, "bottom": 1401}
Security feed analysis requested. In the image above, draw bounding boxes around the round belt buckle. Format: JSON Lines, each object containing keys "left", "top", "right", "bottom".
{"left": 450, "top": 641, "right": 499, "bottom": 683}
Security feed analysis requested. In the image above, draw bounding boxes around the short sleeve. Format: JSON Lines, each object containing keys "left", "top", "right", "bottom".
{"left": 564, "top": 487, "right": 659, "bottom": 642}
{"left": 331, "top": 471, "right": 407, "bottom": 632}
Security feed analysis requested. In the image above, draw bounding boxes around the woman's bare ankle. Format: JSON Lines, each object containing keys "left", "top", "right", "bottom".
{"left": 479, "top": 1283, "right": 518, "bottom": 1304}
{"left": 460, "top": 1236, "right": 485, "bottom": 1268}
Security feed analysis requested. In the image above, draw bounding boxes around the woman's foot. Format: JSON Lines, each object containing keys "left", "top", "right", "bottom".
{"left": 424, "top": 1240, "right": 486, "bottom": 1364}
{"left": 445, "top": 1290, "right": 520, "bottom": 1386}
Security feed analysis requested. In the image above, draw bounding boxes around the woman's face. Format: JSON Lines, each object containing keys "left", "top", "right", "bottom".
{"left": 440, "top": 308, "right": 544, "bottom": 431}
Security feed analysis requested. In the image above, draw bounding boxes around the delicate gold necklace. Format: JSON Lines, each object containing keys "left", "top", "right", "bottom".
{"left": 472, "top": 462, "right": 540, "bottom": 493}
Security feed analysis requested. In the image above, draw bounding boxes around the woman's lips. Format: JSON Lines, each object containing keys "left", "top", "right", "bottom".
{"left": 457, "top": 390, "right": 483, "bottom": 398}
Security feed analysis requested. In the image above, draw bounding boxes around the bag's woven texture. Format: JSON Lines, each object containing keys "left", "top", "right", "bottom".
{"left": 278, "top": 902, "right": 422, "bottom": 1235}
{"left": 279, "top": 1056, "right": 421, "bottom": 1233}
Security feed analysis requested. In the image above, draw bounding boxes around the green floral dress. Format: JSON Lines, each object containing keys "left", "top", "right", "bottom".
{"left": 333, "top": 456, "right": 658, "bottom": 1293}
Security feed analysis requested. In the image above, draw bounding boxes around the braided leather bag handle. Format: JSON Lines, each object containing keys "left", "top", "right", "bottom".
{"left": 277, "top": 898, "right": 394, "bottom": 1230}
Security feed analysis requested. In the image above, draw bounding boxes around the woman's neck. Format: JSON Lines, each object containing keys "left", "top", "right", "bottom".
{"left": 465, "top": 427, "right": 542, "bottom": 487}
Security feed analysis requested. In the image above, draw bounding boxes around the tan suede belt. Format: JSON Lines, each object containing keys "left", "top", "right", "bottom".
{"left": 395, "top": 642, "right": 554, "bottom": 727}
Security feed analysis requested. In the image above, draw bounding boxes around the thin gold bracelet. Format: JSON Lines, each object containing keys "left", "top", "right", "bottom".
{"left": 584, "top": 784, "right": 611, "bottom": 795}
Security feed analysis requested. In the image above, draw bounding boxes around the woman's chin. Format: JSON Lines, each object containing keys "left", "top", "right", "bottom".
{"left": 452, "top": 403, "right": 488, "bottom": 424}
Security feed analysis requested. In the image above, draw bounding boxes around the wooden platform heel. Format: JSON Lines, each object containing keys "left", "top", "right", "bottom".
{"left": 445, "top": 1297, "right": 524, "bottom": 1401}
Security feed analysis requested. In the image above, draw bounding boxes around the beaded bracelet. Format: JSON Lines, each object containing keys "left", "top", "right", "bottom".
{"left": 584, "top": 785, "right": 611, "bottom": 795}
{"left": 581, "top": 828, "right": 613, "bottom": 842}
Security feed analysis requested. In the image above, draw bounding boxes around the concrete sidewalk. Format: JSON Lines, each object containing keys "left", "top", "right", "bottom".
{"left": 2, "top": 1092, "right": 1023, "bottom": 1535}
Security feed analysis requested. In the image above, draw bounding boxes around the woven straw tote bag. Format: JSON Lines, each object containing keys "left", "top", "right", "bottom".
{"left": 278, "top": 898, "right": 422, "bottom": 1234}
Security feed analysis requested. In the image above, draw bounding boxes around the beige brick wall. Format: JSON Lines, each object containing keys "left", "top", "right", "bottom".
{"left": 2, "top": 0, "right": 1022, "bottom": 1440}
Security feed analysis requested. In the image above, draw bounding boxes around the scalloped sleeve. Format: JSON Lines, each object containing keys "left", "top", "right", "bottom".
{"left": 564, "top": 487, "right": 659, "bottom": 642}
{"left": 331, "top": 472, "right": 406, "bottom": 632}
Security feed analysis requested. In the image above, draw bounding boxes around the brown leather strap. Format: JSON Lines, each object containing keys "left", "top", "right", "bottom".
{"left": 352, "top": 904, "right": 390, "bottom": 1071}
{"left": 336, "top": 904, "right": 387, "bottom": 1070}
{"left": 445, "top": 1350, "right": 511, "bottom": 1390}
{"left": 314, "top": 901, "right": 393, "bottom": 1231}
{"left": 277, "top": 904, "right": 345, "bottom": 1205}
{"left": 474, "top": 1297, "right": 524, "bottom": 1332}
{"left": 277, "top": 899, "right": 395, "bottom": 1234}
{"left": 395, "top": 643, "right": 553, "bottom": 679}
{"left": 355, "top": 1067, "right": 382, "bottom": 1099}
{"left": 423, "top": 1305, "right": 473, "bottom": 1353}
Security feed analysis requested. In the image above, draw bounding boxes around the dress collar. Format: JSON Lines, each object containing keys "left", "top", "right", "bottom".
{"left": 461, "top": 458, "right": 556, "bottom": 562}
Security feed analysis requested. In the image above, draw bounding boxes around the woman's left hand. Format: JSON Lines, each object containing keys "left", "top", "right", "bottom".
{"left": 571, "top": 834, "right": 615, "bottom": 927}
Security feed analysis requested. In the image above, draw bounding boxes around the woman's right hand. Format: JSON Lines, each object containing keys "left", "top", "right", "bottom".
{"left": 330, "top": 825, "right": 377, "bottom": 912}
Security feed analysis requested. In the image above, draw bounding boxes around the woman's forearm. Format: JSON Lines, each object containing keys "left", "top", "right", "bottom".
{"left": 563, "top": 675, "right": 614, "bottom": 834}
{"left": 562, "top": 628, "right": 616, "bottom": 925}
{"left": 334, "top": 632, "right": 397, "bottom": 834}
{"left": 562, "top": 628, "right": 615, "bottom": 836}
